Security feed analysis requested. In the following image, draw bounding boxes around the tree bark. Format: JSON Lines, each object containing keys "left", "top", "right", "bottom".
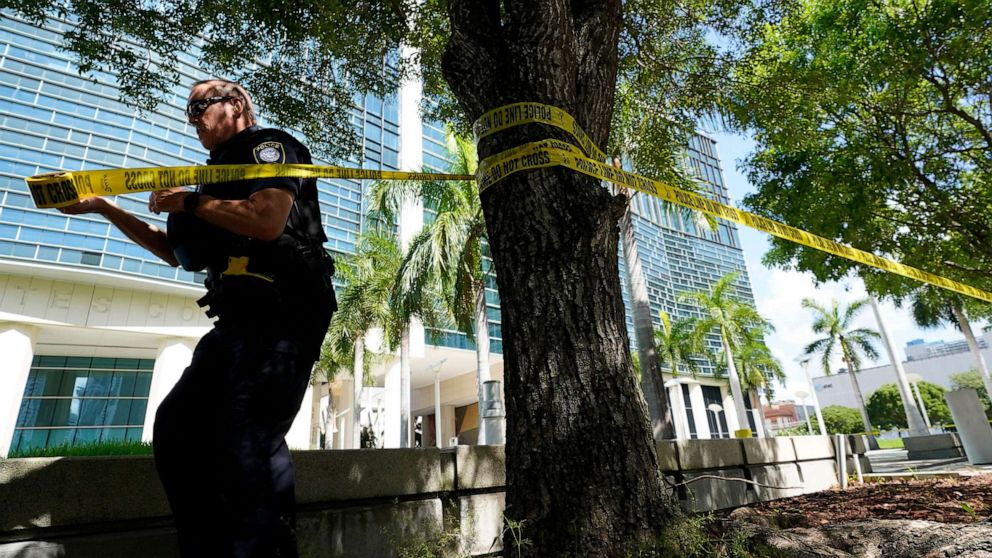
{"left": 754, "top": 520, "right": 992, "bottom": 557}
{"left": 620, "top": 190, "right": 676, "bottom": 441}
{"left": 442, "top": 0, "right": 675, "bottom": 554}
{"left": 323, "top": 383, "right": 335, "bottom": 450}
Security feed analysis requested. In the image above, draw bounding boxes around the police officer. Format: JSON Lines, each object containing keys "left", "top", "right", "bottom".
{"left": 59, "top": 79, "right": 335, "bottom": 557}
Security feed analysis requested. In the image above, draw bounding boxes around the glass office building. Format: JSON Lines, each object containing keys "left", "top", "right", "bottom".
{"left": 620, "top": 133, "right": 760, "bottom": 437}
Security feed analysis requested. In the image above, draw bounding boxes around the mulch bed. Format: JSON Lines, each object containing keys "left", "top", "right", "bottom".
{"left": 725, "top": 474, "right": 992, "bottom": 527}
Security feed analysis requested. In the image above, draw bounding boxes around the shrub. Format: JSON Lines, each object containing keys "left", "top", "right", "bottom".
{"left": 810, "top": 405, "right": 863, "bottom": 435}
{"left": 867, "top": 382, "right": 950, "bottom": 429}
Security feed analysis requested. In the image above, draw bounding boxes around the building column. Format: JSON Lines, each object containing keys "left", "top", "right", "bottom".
{"left": 666, "top": 381, "right": 689, "bottom": 440}
{"left": 341, "top": 376, "right": 357, "bottom": 449}
{"left": 723, "top": 392, "right": 741, "bottom": 434}
{"left": 440, "top": 405, "right": 457, "bottom": 447}
{"left": 0, "top": 324, "right": 37, "bottom": 457}
{"left": 687, "top": 383, "right": 711, "bottom": 439}
{"left": 383, "top": 362, "right": 402, "bottom": 448}
{"left": 142, "top": 338, "right": 195, "bottom": 442}
{"left": 286, "top": 380, "right": 315, "bottom": 450}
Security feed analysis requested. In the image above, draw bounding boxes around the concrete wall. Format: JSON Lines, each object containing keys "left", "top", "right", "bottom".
{"left": 0, "top": 437, "right": 860, "bottom": 557}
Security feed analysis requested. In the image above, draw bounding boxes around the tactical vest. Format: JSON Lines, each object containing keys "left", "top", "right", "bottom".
{"left": 167, "top": 127, "right": 336, "bottom": 326}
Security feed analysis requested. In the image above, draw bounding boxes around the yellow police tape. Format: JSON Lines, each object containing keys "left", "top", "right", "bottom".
{"left": 23, "top": 101, "right": 992, "bottom": 303}
{"left": 24, "top": 165, "right": 474, "bottom": 209}
{"left": 470, "top": 102, "right": 992, "bottom": 304}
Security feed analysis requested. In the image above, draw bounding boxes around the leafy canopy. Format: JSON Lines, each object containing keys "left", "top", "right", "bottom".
{"left": 728, "top": 0, "right": 992, "bottom": 298}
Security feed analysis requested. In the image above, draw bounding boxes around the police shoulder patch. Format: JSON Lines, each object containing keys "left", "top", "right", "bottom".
{"left": 253, "top": 141, "right": 285, "bottom": 164}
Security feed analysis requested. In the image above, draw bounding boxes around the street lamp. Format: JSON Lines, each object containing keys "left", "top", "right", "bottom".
{"left": 906, "top": 373, "right": 932, "bottom": 431}
{"left": 794, "top": 390, "right": 813, "bottom": 435}
{"left": 708, "top": 403, "right": 724, "bottom": 439}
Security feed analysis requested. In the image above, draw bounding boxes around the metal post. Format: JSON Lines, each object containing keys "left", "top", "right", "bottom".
{"left": 836, "top": 433, "right": 848, "bottom": 490}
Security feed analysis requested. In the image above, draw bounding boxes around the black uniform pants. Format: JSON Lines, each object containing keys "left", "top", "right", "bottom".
{"left": 153, "top": 326, "right": 314, "bottom": 558}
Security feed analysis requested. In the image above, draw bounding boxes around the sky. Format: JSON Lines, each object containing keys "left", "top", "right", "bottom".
{"left": 707, "top": 129, "right": 970, "bottom": 402}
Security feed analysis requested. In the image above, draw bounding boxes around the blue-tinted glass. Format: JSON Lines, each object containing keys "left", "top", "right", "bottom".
{"left": 133, "top": 372, "right": 152, "bottom": 397}
{"left": 83, "top": 371, "right": 113, "bottom": 397}
{"left": 125, "top": 427, "right": 143, "bottom": 441}
{"left": 106, "top": 399, "right": 132, "bottom": 425}
{"left": 46, "top": 428, "right": 73, "bottom": 447}
{"left": 52, "top": 398, "right": 75, "bottom": 426}
{"left": 74, "top": 428, "right": 99, "bottom": 444}
{"left": 78, "top": 399, "right": 108, "bottom": 426}
{"left": 128, "top": 399, "right": 148, "bottom": 425}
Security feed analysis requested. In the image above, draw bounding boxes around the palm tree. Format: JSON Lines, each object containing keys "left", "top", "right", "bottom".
{"left": 323, "top": 230, "right": 400, "bottom": 448}
{"left": 728, "top": 334, "right": 785, "bottom": 436}
{"left": 802, "top": 298, "right": 881, "bottom": 434}
{"left": 680, "top": 271, "right": 771, "bottom": 436}
{"left": 367, "top": 131, "right": 499, "bottom": 443}
{"left": 654, "top": 311, "right": 703, "bottom": 379}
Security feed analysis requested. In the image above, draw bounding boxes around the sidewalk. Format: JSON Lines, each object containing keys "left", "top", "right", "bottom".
{"left": 866, "top": 448, "right": 992, "bottom": 475}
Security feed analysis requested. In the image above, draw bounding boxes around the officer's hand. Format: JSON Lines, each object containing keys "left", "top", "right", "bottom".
{"left": 58, "top": 197, "right": 110, "bottom": 216}
{"left": 149, "top": 188, "right": 188, "bottom": 214}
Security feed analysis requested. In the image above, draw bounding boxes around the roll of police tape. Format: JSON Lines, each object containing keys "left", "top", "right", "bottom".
{"left": 24, "top": 165, "right": 475, "bottom": 209}
{"left": 471, "top": 103, "right": 992, "bottom": 304}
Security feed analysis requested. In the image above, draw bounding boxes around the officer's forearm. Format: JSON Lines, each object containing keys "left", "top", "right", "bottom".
{"left": 100, "top": 201, "right": 179, "bottom": 267}
{"left": 191, "top": 190, "right": 293, "bottom": 241}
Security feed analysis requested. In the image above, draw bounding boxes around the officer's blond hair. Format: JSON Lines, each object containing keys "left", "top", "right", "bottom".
{"left": 193, "top": 79, "right": 256, "bottom": 125}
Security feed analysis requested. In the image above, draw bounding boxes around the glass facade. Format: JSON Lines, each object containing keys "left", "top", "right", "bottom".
{"left": 0, "top": 12, "right": 393, "bottom": 287}
{"left": 622, "top": 132, "right": 757, "bottom": 377}
{"left": 11, "top": 356, "right": 154, "bottom": 453}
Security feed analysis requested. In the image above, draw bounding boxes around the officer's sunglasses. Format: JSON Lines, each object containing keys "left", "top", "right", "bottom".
{"left": 185, "top": 95, "right": 234, "bottom": 119}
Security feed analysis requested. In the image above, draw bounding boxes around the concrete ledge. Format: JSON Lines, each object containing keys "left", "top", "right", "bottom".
{"left": 904, "top": 433, "right": 960, "bottom": 452}
{"left": 792, "top": 436, "right": 835, "bottom": 460}
{"left": 294, "top": 448, "right": 452, "bottom": 503}
{"left": 904, "top": 434, "right": 964, "bottom": 461}
{"left": 676, "top": 439, "right": 744, "bottom": 470}
{"left": 798, "top": 460, "right": 839, "bottom": 494}
{"left": 656, "top": 441, "right": 678, "bottom": 473}
{"left": 749, "top": 463, "right": 803, "bottom": 501}
{"left": 298, "top": 499, "right": 443, "bottom": 558}
{"left": 742, "top": 438, "right": 796, "bottom": 465}
{"left": 681, "top": 467, "right": 752, "bottom": 511}
{"left": 453, "top": 446, "right": 504, "bottom": 490}
{"left": 0, "top": 456, "right": 168, "bottom": 531}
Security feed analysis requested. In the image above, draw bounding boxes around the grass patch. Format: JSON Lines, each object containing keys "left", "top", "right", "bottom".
{"left": 9, "top": 439, "right": 153, "bottom": 458}
{"left": 876, "top": 438, "right": 905, "bottom": 450}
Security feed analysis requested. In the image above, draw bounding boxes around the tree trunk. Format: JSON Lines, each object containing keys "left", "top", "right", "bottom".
{"left": 843, "top": 350, "right": 874, "bottom": 433}
{"left": 442, "top": 1, "right": 674, "bottom": 554}
{"left": 869, "top": 296, "right": 928, "bottom": 435}
{"left": 474, "top": 279, "right": 493, "bottom": 445}
{"left": 400, "top": 327, "right": 411, "bottom": 448}
{"left": 723, "top": 333, "right": 751, "bottom": 435}
{"left": 952, "top": 304, "right": 992, "bottom": 403}
{"left": 620, "top": 188, "right": 676, "bottom": 441}
{"left": 352, "top": 335, "right": 365, "bottom": 449}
